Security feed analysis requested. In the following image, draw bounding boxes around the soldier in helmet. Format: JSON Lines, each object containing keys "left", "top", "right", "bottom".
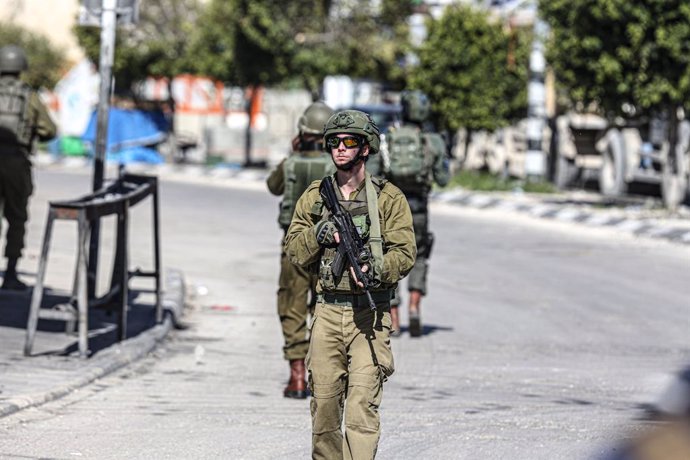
{"left": 285, "top": 110, "right": 416, "bottom": 459}
{"left": 377, "top": 90, "right": 449, "bottom": 337}
{"left": 267, "top": 101, "right": 335, "bottom": 399}
{"left": 0, "top": 45, "right": 56, "bottom": 291}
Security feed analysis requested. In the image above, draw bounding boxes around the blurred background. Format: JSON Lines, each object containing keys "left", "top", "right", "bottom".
{"left": 2, "top": 0, "right": 689, "bottom": 210}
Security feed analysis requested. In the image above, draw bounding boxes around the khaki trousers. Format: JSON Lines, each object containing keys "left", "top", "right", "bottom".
{"left": 307, "top": 302, "right": 394, "bottom": 460}
{"left": 407, "top": 210, "right": 430, "bottom": 294}
{"left": 278, "top": 247, "right": 316, "bottom": 360}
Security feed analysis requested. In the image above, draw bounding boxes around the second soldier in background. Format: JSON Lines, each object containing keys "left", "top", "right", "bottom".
{"left": 375, "top": 90, "right": 449, "bottom": 336}
{"left": 266, "top": 101, "right": 335, "bottom": 399}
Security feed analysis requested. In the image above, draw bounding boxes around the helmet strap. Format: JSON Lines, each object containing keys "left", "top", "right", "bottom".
{"left": 335, "top": 146, "right": 366, "bottom": 171}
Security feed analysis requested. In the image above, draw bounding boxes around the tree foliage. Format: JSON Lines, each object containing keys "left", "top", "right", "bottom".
{"left": 408, "top": 5, "right": 528, "bottom": 132}
{"left": 74, "top": 0, "right": 412, "bottom": 95}
{"left": 540, "top": 0, "right": 690, "bottom": 115}
{"left": 74, "top": 0, "right": 202, "bottom": 94}
{"left": 0, "top": 22, "right": 67, "bottom": 89}
{"left": 192, "top": 0, "right": 411, "bottom": 92}
{"left": 184, "top": 0, "right": 237, "bottom": 82}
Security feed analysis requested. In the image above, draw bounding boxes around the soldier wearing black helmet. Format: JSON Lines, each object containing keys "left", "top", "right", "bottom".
{"left": 285, "top": 109, "right": 416, "bottom": 459}
{"left": 377, "top": 89, "right": 449, "bottom": 337}
{"left": 267, "top": 101, "right": 335, "bottom": 399}
{"left": 0, "top": 45, "right": 56, "bottom": 291}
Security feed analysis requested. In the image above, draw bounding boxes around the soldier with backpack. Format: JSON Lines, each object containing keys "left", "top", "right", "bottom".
{"left": 380, "top": 90, "right": 449, "bottom": 337}
{"left": 266, "top": 101, "right": 335, "bottom": 399}
{"left": 0, "top": 45, "right": 56, "bottom": 291}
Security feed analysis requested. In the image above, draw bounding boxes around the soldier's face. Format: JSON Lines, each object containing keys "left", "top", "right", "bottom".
{"left": 329, "top": 134, "right": 368, "bottom": 168}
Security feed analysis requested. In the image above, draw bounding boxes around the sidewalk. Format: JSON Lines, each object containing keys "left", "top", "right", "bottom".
{"left": 433, "top": 188, "right": 690, "bottom": 245}
{"left": 0, "top": 269, "right": 186, "bottom": 418}
{"left": 0, "top": 157, "right": 188, "bottom": 418}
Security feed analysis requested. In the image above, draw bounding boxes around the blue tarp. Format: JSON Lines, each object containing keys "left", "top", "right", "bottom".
{"left": 82, "top": 108, "right": 169, "bottom": 164}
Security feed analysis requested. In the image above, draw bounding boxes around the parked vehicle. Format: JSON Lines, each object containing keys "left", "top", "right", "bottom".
{"left": 550, "top": 112, "right": 690, "bottom": 209}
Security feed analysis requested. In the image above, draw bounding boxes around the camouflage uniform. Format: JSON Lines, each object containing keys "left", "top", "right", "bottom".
{"left": 389, "top": 127, "right": 448, "bottom": 296}
{"left": 267, "top": 151, "right": 333, "bottom": 362}
{"left": 285, "top": 110, "right": 416, "bottom": 459}
{"left": 0, "top": 45, "right": 57, "bottom": 290}
{"left": 267, "top": 101, "right": 334, "bottom": 399}
{"left": 377, "top": 90, "right": 449, "bottom": 336}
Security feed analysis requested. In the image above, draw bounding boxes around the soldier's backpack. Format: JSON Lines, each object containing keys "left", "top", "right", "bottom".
{"left": 279, "top": 152, "right": 335, "bottom": 227}
{"left": 0, "top": 79, "right": 32, "bottom": 148}
{"left": 385, "top": 125, "right": 433, "bottom": 190}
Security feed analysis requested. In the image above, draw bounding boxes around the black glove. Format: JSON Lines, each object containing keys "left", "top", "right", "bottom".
{"left": 314, "top": 220, "right": 337, "bottom": 246}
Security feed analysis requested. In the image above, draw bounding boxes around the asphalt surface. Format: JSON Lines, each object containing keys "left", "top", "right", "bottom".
{"left": 0, "top": 160, "right": 688, "bottom": 459}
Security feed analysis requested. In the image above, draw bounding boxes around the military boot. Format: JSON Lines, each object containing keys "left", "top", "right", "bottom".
{"left": 284, "top": 359, "right": 308, "bottom": 399}
{"left": 2, "top": 259, "right": 28, "bottom": 291}
{"left": 408, "top": 290, "right": 423, "bottom": 337}
{"left": 1, "top": 275, "right": 28, "bottom": 291}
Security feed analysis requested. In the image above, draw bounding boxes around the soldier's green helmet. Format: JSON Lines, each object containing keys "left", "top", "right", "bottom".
{"left": 298, "top": 101, "right": 334, "bottom": 135}
{"left": 323, "top": 110, "right": 380, "bottom": 154}
{"left": 0, "top": 45, "right": 28, "bottom": 74}
{"left": 400, "top": 90, "right": 430, "bottom": 123}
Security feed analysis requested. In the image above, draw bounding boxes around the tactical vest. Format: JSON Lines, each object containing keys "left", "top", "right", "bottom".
{"left": 279, "top": 151, "right": 335, "bottom": 228}
{"left": 314, "top": 175, "right": 387, "bottom": 294}
{"left": 385, "top": 125, "right": 434, "bottom": 193}
{"left": 0, "top": 77, "right": 32, "bottom": 149}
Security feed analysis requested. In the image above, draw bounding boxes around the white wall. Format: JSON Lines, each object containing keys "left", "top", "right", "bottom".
{"left": 0, "top": 0, "right": 83, "bottom": 64}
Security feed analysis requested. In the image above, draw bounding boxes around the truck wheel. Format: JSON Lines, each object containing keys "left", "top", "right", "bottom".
{"left": 555, "top": 153, "right": 579, "bottom": 189}
{"left": 599, "top": 128, "right": 627, "bottom": 197}
{"left": 661, "top": 130, "right": 690, "bottom": 210}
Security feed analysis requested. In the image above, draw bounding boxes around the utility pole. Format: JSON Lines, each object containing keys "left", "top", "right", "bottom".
{"left": 92, "top": 0, "right": 117, "bottom": 193}
{"left": 524, "top": 17, "right": 548, "bottom": 180}
{"left": 78, "top": 0, "right": 139, "bottom": 297}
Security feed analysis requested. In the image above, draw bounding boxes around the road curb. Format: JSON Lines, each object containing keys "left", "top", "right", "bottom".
{"left": 433, "top": 189, "right": 690, "bottom": 246}
{"left": 0, "top": 317, "right": 172, "bottom": 418}
{"left": 162, "top": 268, "right": 187, "bottom": 328}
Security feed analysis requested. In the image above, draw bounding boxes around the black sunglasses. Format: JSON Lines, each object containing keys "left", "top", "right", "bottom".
{"left": 326, "top": 135, "right": 363, "bottom": 149}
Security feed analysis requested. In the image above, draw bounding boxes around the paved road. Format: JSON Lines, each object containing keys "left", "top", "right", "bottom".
{"left": 0, "top": 170, "right": 688, "bottom": 459}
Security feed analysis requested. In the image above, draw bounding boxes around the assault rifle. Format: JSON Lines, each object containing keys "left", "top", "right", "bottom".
{"left": 319, "top": 178, "right": 377, "bottom": 310}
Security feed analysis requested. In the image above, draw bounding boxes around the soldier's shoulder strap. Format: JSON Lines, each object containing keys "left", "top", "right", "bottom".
{"left": 365, "top": 172, "right": 384, "bottom": 278}
{"left": 369, "top": 174, "right": 387, "bottom": 193}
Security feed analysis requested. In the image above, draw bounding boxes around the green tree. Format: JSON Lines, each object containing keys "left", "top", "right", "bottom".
{"left": 408, "top": 5, "right": 524, "bottom": 133}
{"left": 74, "top": 0, "right": 203, "bottom": 94}
{"left": 324, "top": 0, "right": 413, "bottom": 89}
{"left": 0, "top": 22, "right": 67, "bottom": 89}
{"left": 184, "top": 0, "right": 236, "bottom": 82}
{"left": 192, "top": 0, "right": 411, "bottom": 93}
{"left": 539, "top": 0, "right": 690, "bottom": 115}
{"left": 504, "top": 24, "right": 532, "bottom": 124}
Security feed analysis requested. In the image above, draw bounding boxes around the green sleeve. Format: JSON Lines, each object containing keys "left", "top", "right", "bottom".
{"left": 284, "top": 182, "right": 322, "bottom": 267}
{"left": 30, "top": 92, "right": 57, "bottom": 142}
{"left": 266, "top": 158, "right": 286, "bottom": 195}
{"left": 378, "top": 184, "right": 416, "bottom": 284}
{"left": 428, "top": 133, "right": 450, "bottom": 187}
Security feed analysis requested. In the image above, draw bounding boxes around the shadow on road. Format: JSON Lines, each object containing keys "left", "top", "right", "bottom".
{"left": 397, "top": 323, "right": 453, "bottom": 337}
{"left": 0, "top": 271, "right": 158, "bottom": 357}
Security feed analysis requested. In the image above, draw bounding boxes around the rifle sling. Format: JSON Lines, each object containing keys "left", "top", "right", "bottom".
{"left": 364, "top": 172, "right": 384, "bottom": 280}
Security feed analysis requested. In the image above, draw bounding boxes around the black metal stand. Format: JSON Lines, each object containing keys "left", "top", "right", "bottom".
{"left": 24, "top": 173, "right": 162, "bottom": 358}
